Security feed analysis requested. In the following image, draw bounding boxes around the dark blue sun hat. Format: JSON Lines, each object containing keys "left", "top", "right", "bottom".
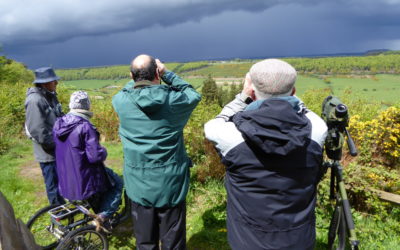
{"left": 33, "top": 67, "right": 60, "bottom": 84}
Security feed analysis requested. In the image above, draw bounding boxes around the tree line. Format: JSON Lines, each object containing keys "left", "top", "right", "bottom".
{"left": 55, "top": 62, "right": 210, "bottom": 81}
{"left": 54, "top": 53, "right": 400, "bottom": 81}
{"left": 201, "top": 74, "right": 243, "bottom": 107}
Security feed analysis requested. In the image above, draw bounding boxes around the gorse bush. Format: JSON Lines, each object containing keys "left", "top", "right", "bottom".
{"left": 350, "top": 106, "right": 400, "bottom": 168}
{"left": 0, "top": 57, "right": 34, "bottom": 154}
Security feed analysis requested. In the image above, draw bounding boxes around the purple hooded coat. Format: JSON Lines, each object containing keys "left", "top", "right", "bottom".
{"left": 53, "top": 114, "right": 110, "bottom": 201}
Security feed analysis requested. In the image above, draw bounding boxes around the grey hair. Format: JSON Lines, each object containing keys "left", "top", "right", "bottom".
{"left": 250, "top": 59, "right": 297, "bottom": 100}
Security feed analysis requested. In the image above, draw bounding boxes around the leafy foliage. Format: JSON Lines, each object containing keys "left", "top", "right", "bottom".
{"left": 350, "top": 106, "right": 400, "bottom": 167}
{"left": 0, "top": 57, "right": 34, "bottom": 154}
{"left": 201, "top": 75, "right": 219, "bottom": 102}
{"left": 184, "top": 100, "right": 226, "bottom": 182}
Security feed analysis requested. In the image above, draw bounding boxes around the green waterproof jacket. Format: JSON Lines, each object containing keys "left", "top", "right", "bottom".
{"left": 112, "top": 71, "right": 201, "bottom": 207}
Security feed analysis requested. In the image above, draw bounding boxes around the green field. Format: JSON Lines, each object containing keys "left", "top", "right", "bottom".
{"left": 296, "top": 74, "right": 400, "bottom": 104}
{"left": 182, "top": 62, "right": 254, "bottom": 78}
{"left": 62, "top": 74, "right": 399, "bottom": 105}
{"left": 62, "top": 77, "right": 205, "bottom": 90}
{"left": 62, "top": 79, "right": 128, "bottom": 89}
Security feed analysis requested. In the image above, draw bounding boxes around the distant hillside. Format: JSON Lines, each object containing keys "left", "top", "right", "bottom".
{"left": 56, "top": 52, "right": 400, "bottom": 80}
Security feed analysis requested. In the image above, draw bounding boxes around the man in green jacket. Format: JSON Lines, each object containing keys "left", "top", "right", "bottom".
{"left": 112, "top": 54, "right": 201, "bottom": 249}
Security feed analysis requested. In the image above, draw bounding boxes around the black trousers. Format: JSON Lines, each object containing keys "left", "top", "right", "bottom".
{"left": 131, "top": 200, "right": 186, "bottom": 250}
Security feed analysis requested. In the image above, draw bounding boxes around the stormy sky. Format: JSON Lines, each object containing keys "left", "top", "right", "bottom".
{"left": 1, "top": 0, "right": 400, "bottom": 69}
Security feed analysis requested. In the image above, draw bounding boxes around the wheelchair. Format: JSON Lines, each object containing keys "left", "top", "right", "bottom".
{"left": 27, "top": 190, "right": 131, "bottom": 250}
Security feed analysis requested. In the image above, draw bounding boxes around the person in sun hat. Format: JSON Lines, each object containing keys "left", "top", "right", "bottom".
{"left": 204, "top": 59, "right": 328, "bottom": 250}
{"left": 53, "top": 91, "right": 123, "bottom": 230}
{"left": 24, "top": 67, "right": 65, "bottom": 206}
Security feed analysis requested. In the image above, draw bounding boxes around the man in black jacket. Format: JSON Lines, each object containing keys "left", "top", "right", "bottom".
{"left": 25, "top": 67, "right": 64, "bottom": 206}
{"left": 204, "top": 59, "right": 327, "bottom": 250}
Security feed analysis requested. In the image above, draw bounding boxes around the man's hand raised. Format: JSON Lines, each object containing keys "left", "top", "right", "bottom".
{"left": 242, "top": 73, "right": 255, "bottom": 100}
{"left": 156, "top": 59, "right": 166, "bottom": 77}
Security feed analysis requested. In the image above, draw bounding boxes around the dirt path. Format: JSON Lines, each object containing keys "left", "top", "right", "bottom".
{"left": 18, "top": 160, "right": 48, "bottom": 204}
{"left": 19, "top": 159, "right": 123, "bottom": 180}
{"left": 19, "top": 161, "right": 42, "bottom": 182}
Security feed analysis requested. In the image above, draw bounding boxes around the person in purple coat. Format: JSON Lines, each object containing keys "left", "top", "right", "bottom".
{"left": 53, "top": 91, "right": 123, "bottom": 227}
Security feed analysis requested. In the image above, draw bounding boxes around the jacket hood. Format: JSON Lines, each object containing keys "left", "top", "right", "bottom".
{"left": 232, "top": 98, "right": 311, "bottom": 156}
{"left": 26, "top": 87, "right": 43, "bottom": 97}
{"left": 26, "top": 86, "right": 57, "bottom": 98}
{"left": 53, "top": 114, "right": 85, "bottom": 141}
{"left": 123, "top": 81, "right": 168, "bottom": 114}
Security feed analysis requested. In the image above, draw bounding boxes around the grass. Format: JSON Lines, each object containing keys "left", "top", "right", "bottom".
{"left": 325, "top": 75, "right": 399, "bottom": 104}
{"left": 186, "top": 177, "right": 229, "bottom": 250}
{"left": 0, "top": 139, "right": 48, "bottom": 218}
{"left": 185, "top": 77, "right": 205, "bottom": 90}
{"left": 1, "top": 139, "right": 399, "bottom": 249}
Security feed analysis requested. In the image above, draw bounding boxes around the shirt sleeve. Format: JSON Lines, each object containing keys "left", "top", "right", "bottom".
{"left": 204, "top": 94, "right": 248, "bottom": 157}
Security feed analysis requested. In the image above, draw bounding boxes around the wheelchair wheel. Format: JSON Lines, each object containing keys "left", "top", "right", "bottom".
{"left": 56, "top": 225, "right": 108, "bottom": 250}
{"left": 27, "top": 204, "right": 60, "bottom": 249}
{"left": 328, "top": 205, "right": 347, "bottom": 250}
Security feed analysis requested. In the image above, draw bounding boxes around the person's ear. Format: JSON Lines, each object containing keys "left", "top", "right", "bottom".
{"left": 291, "top": 87, "right": 296, "bottom": 96}
{"left": 156, "top": 69, "right": 160, "bottom": 80}
{"left": 130, "top": 71, "right": 134, "bottom": 80}
{"left": 154, "top": 69, "right": 161, "bottom": 83}
{"left": 251, "top": 89, "right": 256, "bottom": 100}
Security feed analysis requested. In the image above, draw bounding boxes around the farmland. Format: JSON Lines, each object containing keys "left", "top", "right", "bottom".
{"left": 62, "top": 73, "right": 400, "bottom": 106}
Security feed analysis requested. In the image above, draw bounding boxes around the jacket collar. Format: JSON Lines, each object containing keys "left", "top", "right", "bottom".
{"left": 134, "top": 80, "right": 158, "bottom": 89}
{"left": 245, "top": 96, "right": 305, "bottom": 113}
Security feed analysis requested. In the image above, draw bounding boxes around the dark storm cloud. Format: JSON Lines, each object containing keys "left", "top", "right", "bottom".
{"left": 320, "top": 0, "right": 400, "bottom": 26}
{"left": 2, "top": 0, "right": 400, "bottom": 68}
{"left": 1, "top": 0, "right": 325, "bottom": 46}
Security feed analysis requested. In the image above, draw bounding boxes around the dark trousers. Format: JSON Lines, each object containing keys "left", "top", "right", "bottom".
{"left": 97, "top": 168, "right": 124, "bottom": 218}
{"left": 39, "top": 161, "right": 65, "bottom": 206}
{"left": 131, "top": 200, "right": 186, "bottom": 250}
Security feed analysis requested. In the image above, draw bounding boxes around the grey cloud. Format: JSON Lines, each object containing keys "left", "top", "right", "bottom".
{"left": 3, "top": 0, "right": 400, "bottom": 69}
{"left": 1, "top": 0, "right": 327, "bottom": 46}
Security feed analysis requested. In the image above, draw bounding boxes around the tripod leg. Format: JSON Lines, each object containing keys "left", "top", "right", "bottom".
{"left": 338, "top": 183, "right": 360, "bottom": 249}
{"left": 328, "top": 205, "right": 347, "bottom": 250}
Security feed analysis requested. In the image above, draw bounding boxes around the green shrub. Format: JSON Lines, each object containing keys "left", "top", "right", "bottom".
{"left": 0, "top": 58, "right": 34, "bottom": 83}
{"left": 91, "top": 96, "right": 120, "bottom": 141}
{"left": 0, "top": 59, "right": 34, "bottom": 154}
{"left": 184, "top": 100, "right": 226, "bottom": 182}
{"left": 350, "top": 106, "right": 400, "bottom": 167}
